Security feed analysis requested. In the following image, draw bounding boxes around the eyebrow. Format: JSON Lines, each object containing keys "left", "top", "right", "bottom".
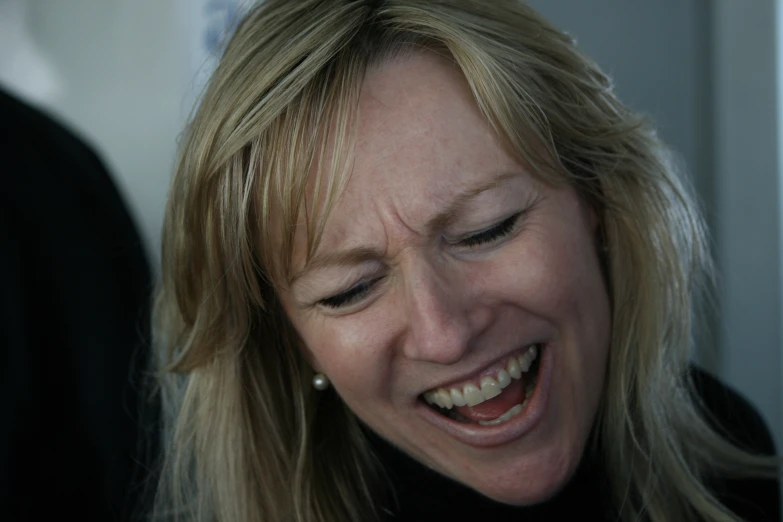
{"left": 289, "top": 171, "right": 520, "bottom": 285}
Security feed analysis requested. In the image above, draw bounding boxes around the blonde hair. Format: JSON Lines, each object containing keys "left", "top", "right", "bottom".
{"left": 152, "top": 1, "right": 777, "bottom": 521}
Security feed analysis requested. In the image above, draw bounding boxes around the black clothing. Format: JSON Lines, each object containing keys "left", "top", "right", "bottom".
{"left": 0, "top": 89, "right": 158, "bottom": 521}
{"left": 372, "top": 368, "right": 780, "bottom": 521}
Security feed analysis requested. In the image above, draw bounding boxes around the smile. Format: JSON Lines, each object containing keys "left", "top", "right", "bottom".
{"left": 414, "top": 341, "right": 553, "bottom": 448}
{"left": 422, "top": 344, "right": 543, "bottom": 426}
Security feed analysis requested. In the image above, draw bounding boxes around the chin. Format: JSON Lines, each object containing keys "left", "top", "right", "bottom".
{"left": 469, "top": 442, "right": 582, "bottom": 506}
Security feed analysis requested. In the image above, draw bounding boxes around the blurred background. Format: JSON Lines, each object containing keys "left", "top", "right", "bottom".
{"left": 2, "top": 0, "right": 780, "bottom": 496}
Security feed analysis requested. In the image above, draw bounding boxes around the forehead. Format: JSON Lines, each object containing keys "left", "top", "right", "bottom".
{"left": 355, "top": 52, "right": 507, "bottom": 182}
{"left": 283, "top": 51, "right": 524, "bottom": 276}
{"left": 341, "top": 53, "right": 517, "bottom": 222}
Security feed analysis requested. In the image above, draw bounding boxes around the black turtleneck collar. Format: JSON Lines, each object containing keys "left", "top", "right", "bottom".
{"left": 367, "top": 430, "right": 614, "bottom": 521}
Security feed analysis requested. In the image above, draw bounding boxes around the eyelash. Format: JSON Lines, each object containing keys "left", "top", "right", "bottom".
{"left": 319, "top": 279, "right": 380, "bottom": 309}
{"left": 455, "top": 211, "right": 522, "bottom": 248}
{"left": 317, "top": 212, "right": 523, "bottom": 310}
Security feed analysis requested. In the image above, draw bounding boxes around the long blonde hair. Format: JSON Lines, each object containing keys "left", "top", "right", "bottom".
{"left": 152, "top": 1, "right": 777, "bottom": 520}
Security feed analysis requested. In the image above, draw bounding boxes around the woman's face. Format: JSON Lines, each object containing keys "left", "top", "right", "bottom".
{"left": 279, "top": 52, "right": 611, "bottom": 505}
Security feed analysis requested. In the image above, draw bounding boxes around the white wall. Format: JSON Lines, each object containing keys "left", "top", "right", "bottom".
{"left": 712, "top": 0, "right": 783, "bottom": 452}
{"left": 0, "top": 0, "right": 65, "bottom": 104}
{"left": 529, "top": 0, "right": 714, "bottom": 209}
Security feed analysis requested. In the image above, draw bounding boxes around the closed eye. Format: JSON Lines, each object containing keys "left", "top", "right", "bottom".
{"left": 318, "top": 278, "right": 382, "bottom": 309}
{"left": 316, "top": 212, "right": 523, "bottom": 310}
{"left": 457, "top": 212, "right": 523, "bottom": 247}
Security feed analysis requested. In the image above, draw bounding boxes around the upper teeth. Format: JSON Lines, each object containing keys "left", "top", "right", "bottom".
{"left": 424, "top": 344, "right": 539, "bottom": 409}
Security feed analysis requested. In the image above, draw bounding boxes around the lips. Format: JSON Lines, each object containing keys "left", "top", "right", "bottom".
{"left": 422, "top": 344, "right": 541, "bottom": 410}
{"left": 415, "top": 343, "right": 554, "bottom": 448}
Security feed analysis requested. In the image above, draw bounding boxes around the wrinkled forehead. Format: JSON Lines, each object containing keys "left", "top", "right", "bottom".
{"left": 259, "top": 48, "right": 437, "bottom": 286}
{"left": 264, "top": 51, "right": 476, "bottom": 287}
{"left": 259, "top": 48, "right": 561, "bottom": 290}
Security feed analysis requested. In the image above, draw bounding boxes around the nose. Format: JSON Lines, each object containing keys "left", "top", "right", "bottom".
{"left": 401, "top": 259, "right": 478, "bottom": 364}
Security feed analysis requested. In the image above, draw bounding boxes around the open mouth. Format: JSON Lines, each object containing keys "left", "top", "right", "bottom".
{"left": 421, "top": 344, "right": 544, "bottom": 427}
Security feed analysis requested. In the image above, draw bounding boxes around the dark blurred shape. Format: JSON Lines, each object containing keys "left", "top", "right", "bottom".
{"left": 0, "top": 88, "right": 158, "bottom": 521}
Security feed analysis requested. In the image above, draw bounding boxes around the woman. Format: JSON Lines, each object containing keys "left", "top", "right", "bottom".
{"left": 152, "top": 1, "right": 780, "bottom": 520}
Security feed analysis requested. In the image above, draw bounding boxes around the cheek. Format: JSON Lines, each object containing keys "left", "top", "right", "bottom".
{"left": 292, "top": 309, "right": 398, "bottom": 400}
{"left": 477, "top": 215, "right": 611, "bottom": 368}
{"left": 480, "top": 227, "right": 597, "bottom": 313}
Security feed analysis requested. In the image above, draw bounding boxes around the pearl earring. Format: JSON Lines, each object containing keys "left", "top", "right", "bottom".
{"left": 312, "top": 373, "right": 330, "bottom": 390}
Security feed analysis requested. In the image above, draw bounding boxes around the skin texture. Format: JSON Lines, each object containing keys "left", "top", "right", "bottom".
{"left": 279, "top": 51, "right": 611, "bottom": 505}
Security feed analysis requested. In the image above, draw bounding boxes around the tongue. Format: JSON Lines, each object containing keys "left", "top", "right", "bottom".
{"left": 454, "top": 376, "right": 528, "bottom": 422}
